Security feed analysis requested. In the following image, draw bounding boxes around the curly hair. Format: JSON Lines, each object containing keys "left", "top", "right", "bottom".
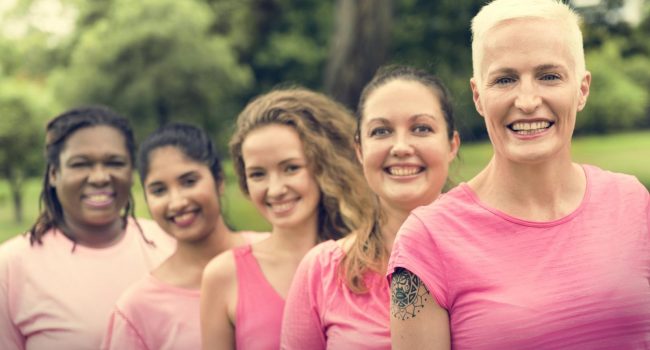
{"left": 230, "top": 87, "right": 372, "bottom": 242}
{"left": 28, "top": 106, "right": 150, "bottom": 248}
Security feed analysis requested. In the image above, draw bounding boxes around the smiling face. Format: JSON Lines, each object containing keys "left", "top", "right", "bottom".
{"left": 143, "top": 146, "right": 222, "bottom": 243}
{"left": 49, "top": 125, "right": 133, "bottom": 228}
{"left": 357, "top": 79, "right": 459, "bottom": 212}
{"left": 241, "top": 124, "right": 320, "bottom": 232}
{"left": 470, "top": 18, "right": 590, "bottom": 165}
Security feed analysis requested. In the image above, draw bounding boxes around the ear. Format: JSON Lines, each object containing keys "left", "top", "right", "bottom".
{"left": 48, "top": 165, "right": 59, "bottom": 188}
{"left": 448, "top": 131, "right": 461, "bottom": 162}
{"left": 354, "top": 141, "right": 363, "bottom": 165}
{"left": 470, "top": 77, "right": 485, "bottom": 118}
{"left": 577, "top": 71, "right": 591, "bottom": 112}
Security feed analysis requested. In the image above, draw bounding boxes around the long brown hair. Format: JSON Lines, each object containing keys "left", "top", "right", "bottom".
{"left": 342, "top": 65, "right": 458, "bottom": 293}
{"left": 230, "top": 87, "right": 372, "bottom": 242}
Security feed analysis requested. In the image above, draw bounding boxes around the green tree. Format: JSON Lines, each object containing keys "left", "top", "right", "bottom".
{"left": 50, "top": 0, "right": 253, "bottom": 146}
{"left": 579, "top": 41, "right": 649, "bottom": 133}
{"left": 0, "top": 78, "right": 54, "bottom": 223}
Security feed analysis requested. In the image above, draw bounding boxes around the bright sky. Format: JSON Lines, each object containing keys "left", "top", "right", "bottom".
{"left": 0, "top": 0, "right": 77, "bottom": 40}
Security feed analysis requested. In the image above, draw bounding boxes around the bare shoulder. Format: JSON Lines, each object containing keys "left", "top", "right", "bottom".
{"left": 202, "top": 250, "right": 237, "bottom": 287}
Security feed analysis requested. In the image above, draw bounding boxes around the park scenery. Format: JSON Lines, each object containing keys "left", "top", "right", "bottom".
{"left": 1, "top": 0, "right": 650, "bottom": 241}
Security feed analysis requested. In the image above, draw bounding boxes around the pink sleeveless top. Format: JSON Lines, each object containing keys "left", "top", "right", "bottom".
{"left": 234, "top": 244, "right": 285, "bottom": 350}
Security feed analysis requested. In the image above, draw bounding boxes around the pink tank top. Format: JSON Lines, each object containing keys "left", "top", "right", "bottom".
{"left": 234, "top": 244, "right": 285, "bottom": 350}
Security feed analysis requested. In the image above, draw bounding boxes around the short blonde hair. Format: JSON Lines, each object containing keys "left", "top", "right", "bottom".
{"left": 471, "top": 0, "right": 585, "bottom": 81}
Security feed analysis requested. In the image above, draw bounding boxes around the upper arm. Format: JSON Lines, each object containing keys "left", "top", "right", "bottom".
{"left": 390, "top": 268, "right": 450, "bottom": 350}
{"left": 200, "top": 252, "right": 237, "bottom": 350}
{"left": 280, "top": 251, "right": 325, "bottom": 350}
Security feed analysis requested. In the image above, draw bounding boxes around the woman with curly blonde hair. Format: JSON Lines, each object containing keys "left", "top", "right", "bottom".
{"left": 200, "top": 87, "right": 372, "bottom": 350}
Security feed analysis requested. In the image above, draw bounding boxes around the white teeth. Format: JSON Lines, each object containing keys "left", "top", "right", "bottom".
{"left": 388, "top": 166, "right": 421, "bottom": 176}
{"left": 173, "top": 212, "right": 195, "bottom": 223}
{"left": 510, "top": 121, "right": 551, "bottom": 132}
{"left": 270, "top": 201, "right": 295, "bottom": 213}
{"left": 87, "top": 194, "right": 111, "bottom": 202}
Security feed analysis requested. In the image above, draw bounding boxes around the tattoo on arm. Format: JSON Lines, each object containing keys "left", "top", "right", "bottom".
{"left": 390, "top": 268, "right": 430, "bottom": 320}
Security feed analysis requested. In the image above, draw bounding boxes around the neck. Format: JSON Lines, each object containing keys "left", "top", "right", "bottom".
{"left": 469, "top": 155, "right": 586, "bottom": 221}
{"left": 378, "top": 200, "right": 412, "bottom": 253}
{"left": 156, "top": 219, "right": 236, "bottom": 289}
{"left": 60, "top": 217, "right": 126, "bottom": 248}
{"left": 264, "top": 219, "right": 319, "bottom": 257}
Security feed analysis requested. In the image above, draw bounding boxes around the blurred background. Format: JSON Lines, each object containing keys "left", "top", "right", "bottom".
{"left": 1, "top": 0, "right": 649, "bottom": 240}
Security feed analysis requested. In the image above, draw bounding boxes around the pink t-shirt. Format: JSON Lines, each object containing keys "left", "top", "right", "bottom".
{"left": 101, "top": 231, "right": 268, "bottom": 350}
{"left": 101, "top": 274, "right": 200, "bottom": 350}
{"left": 0, "top": 218, "right": 175, "bottom": 350}
{"left": 281, "top": 240, "right": 390, "bottom": 350}
{"left": 234, "top": 244, "right": 285, "bottom": 350}
{"left": 388, "top": 165, "right": 650, "bottom": 349}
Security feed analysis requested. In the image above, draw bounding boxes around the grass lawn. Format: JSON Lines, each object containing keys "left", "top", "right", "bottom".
{"left": 1, "top": 131, "right": 649, "bottom": 243}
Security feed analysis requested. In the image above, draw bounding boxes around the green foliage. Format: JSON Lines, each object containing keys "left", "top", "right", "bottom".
{"left": 579, "top": 41, "right": 649, "bottom": 133}
{"left": 50, "top": 0, "right": 253, "bottom": 147}
{"left": 0, "top": 77, "right": 56, "bottom": 222}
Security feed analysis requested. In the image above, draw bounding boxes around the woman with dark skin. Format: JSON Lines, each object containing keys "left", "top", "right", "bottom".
{"left": 0, "top": 106, "right": 174, "bottom": 350}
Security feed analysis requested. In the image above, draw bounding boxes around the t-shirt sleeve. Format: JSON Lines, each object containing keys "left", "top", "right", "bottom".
{"left": 281, "top": 245, "right": 327, "bottom": 350}
{"left": 387, "top": 212, "right": 450, "bottom": 309}
{"left": 0, "top": 245, "right": 25, "bottom": 350}
{"left": 101, "top": 308, "right": 148, "bottom": 350}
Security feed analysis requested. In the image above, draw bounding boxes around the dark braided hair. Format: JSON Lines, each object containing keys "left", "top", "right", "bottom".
{"left": 28, "top": 106, "right": 152, "bottom": 248}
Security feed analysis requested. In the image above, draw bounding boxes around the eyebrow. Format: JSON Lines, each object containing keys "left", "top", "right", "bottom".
{"left": 488, "top": 64, "right": 567, "bottom": 77}
{"left": 145, "top": 170, "right": 199, "bottom": 189}
{"left": 366, "top": 113, "right": 439, "bottom": 124}
{"left": 245, "top": 157, "right": 303, "bottom": 171}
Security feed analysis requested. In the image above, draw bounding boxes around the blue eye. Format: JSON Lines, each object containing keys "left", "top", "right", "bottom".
{"left": 247, "top": 171, "right": 265, "bottom": 180}
{"left": 494, "top": 77, "right": 516, "bottom": 85}
{"left": 413, "top": 125, "right": 433, "bottom": 134}
{"left": 540, "top": 74, "right": 560, "bottom": 81}
{"left": 285, "top": 164, "right": 301, "bottom": 174}
{"left": 369, "top": 127, "right": 391, "bottom": 137}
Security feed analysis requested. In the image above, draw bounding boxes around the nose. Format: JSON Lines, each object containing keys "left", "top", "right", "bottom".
{"left": 267, "top": 173, "right": 288, "bottom": 198}
{"left": 514, "top": 78, "right": 541, "bottom": 113}
{"left": 88, "top": 165, "right": 110, "bottom": 185}
{"left": 168, "top": 188, "right": 189, "bottom": 212}
{"left": 390, "top": 132, "right": 415, "bottom": 158}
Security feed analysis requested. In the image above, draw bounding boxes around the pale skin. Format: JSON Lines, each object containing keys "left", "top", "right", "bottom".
{"left": 352, "top": 78, "right": 458, "bottom": 349}
{"left": 200, "top": 125, "right": 320, "bottom": 350}
{"left": 389, "top": 17, "right": 592, "bottom": 349}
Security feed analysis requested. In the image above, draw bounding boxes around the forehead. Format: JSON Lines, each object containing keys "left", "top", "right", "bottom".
{"left": 60, "top": 125, "right": 129, "bottom": 158}
{"left": 242, "top": 124, "right": 306, "bottom": 165}
{"left": 363, "top": 79, "right": 442, "bottom": 121}
{"left": 479, "top": 18, "right": 577, "bottom": 77}
{"left": 145, "top": 146, "right": 206, "bottom": 182}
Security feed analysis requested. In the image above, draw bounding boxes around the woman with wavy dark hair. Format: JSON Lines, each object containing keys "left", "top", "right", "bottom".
{"left": 281, "top": 65, "right": 460, "bottom": 349}
{"left": 0, "top": 106, "right": 174, "bottom": 350}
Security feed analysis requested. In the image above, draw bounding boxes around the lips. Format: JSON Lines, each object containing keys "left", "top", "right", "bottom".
{"left": 508, "top": 120, "right": 553, "bottom": 135}
{"left": 169, "top": 210, "right": 199, "bottom": 227}
{"left": 82, "top": 192, "right": 115, "bottom": 208}
{"left": 385, "top": 165, "right": 424, "bottom": 177}
{"left": 267, "top": 198, "right": 299, "bottom": 214}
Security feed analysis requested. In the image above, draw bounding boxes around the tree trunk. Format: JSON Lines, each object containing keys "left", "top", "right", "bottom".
{"left": 7, "top": 176, "right": 23, "bottom": 224}
{"left": 324, "top": 0, "right": 392, "bottom": 109}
